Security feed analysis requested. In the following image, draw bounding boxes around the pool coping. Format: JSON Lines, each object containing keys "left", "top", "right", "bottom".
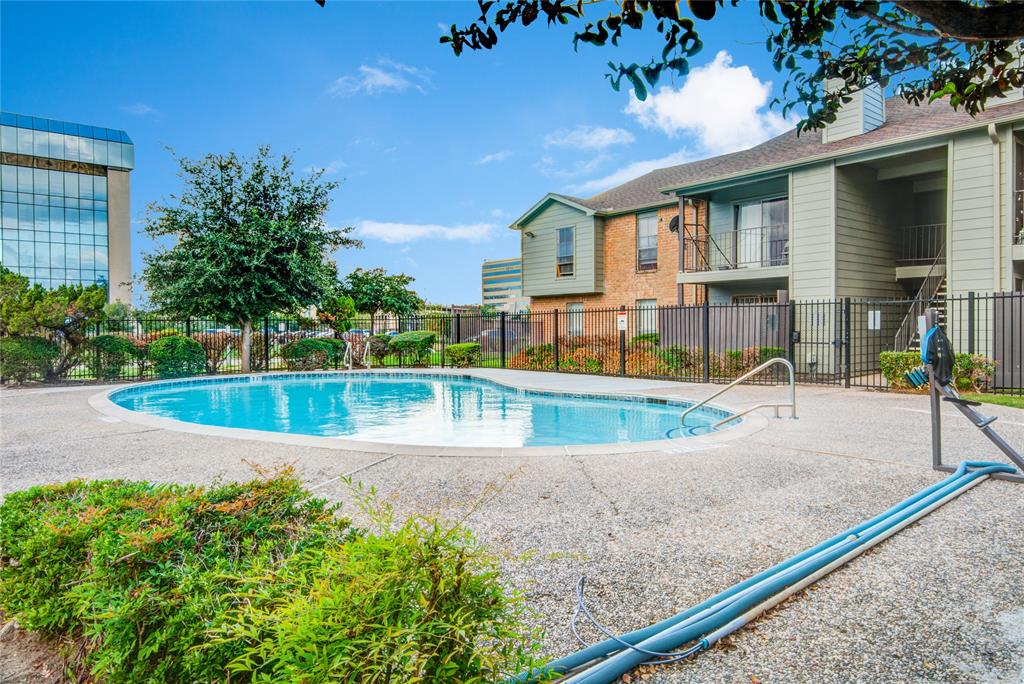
{"left": 88, "top": 368, "right": 769, "bottom": 457}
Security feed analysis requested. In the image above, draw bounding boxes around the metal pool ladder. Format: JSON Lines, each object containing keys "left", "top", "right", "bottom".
{"left": 680, "top": 358, "right": 796, "bottom": 429}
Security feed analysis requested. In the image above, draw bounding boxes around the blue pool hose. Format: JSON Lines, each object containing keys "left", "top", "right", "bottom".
{"left": 516, "top": 460, "right": 1016, "bottom": 683}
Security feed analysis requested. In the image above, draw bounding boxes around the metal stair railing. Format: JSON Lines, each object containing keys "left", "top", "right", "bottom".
{"left": 680, "top": 358, "right": 796, "bottom": 429}
{"left": 894, "top": 244, "right": 946, "bottom": 352}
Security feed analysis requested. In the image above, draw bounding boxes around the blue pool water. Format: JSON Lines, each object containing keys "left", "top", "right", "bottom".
{"left": 110, "top": 374, "right": 732, "bottom": 447}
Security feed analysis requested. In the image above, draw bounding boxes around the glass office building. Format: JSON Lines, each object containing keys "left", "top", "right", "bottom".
{"left": 481, "top": 257, "right": 529, "bottom": 312}
{"left": 0, "top": 112, "right": 134, "bottom": 302}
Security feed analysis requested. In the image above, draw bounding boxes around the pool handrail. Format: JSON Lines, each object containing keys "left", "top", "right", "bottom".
{"left": 680, "top": 358, "right": 796, "bottom": 429}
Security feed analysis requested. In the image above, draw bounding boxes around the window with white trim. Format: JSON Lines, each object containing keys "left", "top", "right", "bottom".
{"left": 556, "top": 227, "right": 574, "bottom": 277}
{"left": 567, "top": 302, "right": 584, "bottom": 336}
{"left": 637, "top": 213, "right": 658, "bottom": 271}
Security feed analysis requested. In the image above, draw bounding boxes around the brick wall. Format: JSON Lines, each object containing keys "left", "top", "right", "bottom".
{"left": 531, "top": 202, "right": 705, "bottom": 313}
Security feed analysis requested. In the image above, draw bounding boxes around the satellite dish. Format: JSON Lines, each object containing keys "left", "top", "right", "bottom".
{"left": 668, "top": 215, "right": 679, "bottom": 233}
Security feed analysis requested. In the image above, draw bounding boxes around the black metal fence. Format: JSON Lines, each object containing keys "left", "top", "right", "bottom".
{"left": 38, "top": 292, "right": 1024, "bottom": 395}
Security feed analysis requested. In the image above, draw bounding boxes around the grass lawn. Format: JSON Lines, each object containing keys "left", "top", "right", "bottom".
{"left": 963, "top": 393, "right": 1024, "bottom": 410}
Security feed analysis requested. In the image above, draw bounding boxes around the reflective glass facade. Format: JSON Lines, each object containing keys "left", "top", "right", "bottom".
{"left": 0, "top": 113, "right": 132, "bottom": 294}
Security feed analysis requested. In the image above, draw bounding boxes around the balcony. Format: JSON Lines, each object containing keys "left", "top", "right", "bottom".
{"left": 681, "top": 225, "right": 789, "bottom": 273}
{"left": 897, "top": 223, "right": 945, "bottom": 265}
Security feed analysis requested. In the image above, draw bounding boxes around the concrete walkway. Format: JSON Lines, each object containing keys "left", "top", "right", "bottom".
{"left": 3, "top": 371, "right": 1024, "bottom": 683}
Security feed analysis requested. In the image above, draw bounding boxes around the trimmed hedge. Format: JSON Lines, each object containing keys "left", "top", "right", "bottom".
{"left": 87, "top": 334, "right": 141, "bottom": 380}
{"left": 0, "top": 336, "right": 59, "bottom": 384}
{"left": 148, "top": 335, "right": 207, "bottom": 379}
{"left": 445, "top": 342, "right": 481, "bottom": 368}
{"left": 390, "top": 331, "right": 437, "bottom": 365}
{"left": 0, "top": 474, "right": 542, "bottom": 682}
{"left": 280, "top": 338, "right": 345, "bottom": 371}
{"left": 881, "top": 350, "right": 996, "bottom": 392}
{"left": 367, "top": 334, "right": 391, "bottom": 366}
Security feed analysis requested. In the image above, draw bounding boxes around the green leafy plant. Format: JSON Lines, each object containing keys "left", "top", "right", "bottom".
{"left": 367, "top": 334, "right": 391, "bottom": 366}
{"left": 148, "top": 334, "right": 207, "bottom": 379}
{"left": 0, "top": 336, "right": 60, "bottom": 384}
{"left": 879, "top": 351, "right": 996, "bottom": 392}
{"left": 390, "top": 330, "right": 437, "bottom": 365}
{"left": 86, "top": 334, "right": 142, "bottom": 381}
{"left": 280, "top": 338, "right": 344, "bottom": 371}
{"left": 445, "top": 342, "right": 481, "bottom": 368}
{"left": 0, "top": 473, "right": 544, "bottom": 683}
{"left": 631, "top": 332, "right": 659, "bottom": 346}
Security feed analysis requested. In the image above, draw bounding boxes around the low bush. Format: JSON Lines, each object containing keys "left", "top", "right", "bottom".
{"left": 880, "top": 350, "right": 996, "bottom": 392}
{"left": 390, "top": 330, "right": 437, "bottom": 365}
{"left": 0, "top": 473, "right": 543, "bottom": 682}
{"left": 509, "top": 343, "right": 555, "bottom": 371}
{"left": 280, "top": 338, "right": 343, "bottom": 371}
{"left": 191, "top": 331, "right": 236, "bottom": 373}
{"left": 367, "top": 334, "right": 391, "bottom": 366}
{"left": 631, "top": 332, "right": 659, "bottom": 346}
{"left": 0, "top": 336, "right": 59, "bottom": 384}
{"left": 86, "top": 334, "right": 141, "bottom": 380}
{"left": 148, "top": 334, "right": 207, "bottom": 379}
{"left": 445, "top": 342, "right": 481, "bottom": 367}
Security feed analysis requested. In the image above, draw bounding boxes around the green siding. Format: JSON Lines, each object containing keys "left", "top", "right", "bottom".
{"left": 790, "top": 163, "right": 835, "bottom": 300}
{"left": 519, "top": 201, "right": 602, "bottom": 296}
{"left": 706, "top": 177, "right": 788, "bottom": 237}
{"left": 949, "top": 130, "right": 997, "bottom": 293}
{"left": 835, "top": 164, "right": 903, "bottom": 298}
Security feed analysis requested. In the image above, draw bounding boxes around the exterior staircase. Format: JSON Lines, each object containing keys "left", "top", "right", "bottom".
{"left": 894, "top": 245, "right": 947, "bottom": 352}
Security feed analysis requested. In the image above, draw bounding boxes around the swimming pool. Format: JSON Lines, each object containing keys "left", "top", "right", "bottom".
{"left": 108, "top": 373, "right": 734, "bottom": 448}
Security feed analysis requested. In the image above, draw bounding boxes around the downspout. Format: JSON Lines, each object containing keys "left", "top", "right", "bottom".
{"left": 988, "top": 123, "right": 1002, "bottom": 291}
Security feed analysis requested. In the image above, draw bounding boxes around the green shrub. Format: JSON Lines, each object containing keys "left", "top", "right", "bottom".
{"left": 879, "top": 351, "right": 995, "bottom": 392}
{"left": 367, "top": 334, "right": 391, "bottom": 365}
{"left": 147, "top": 334, "right": 206, "bottom": 379}
{"left": 509, "top": 343, "right": 555, "bottom": 371}
{"left": 0, "top": 336, "right": 59, "bottom": 384}
{"left": 631, "top": 332, "right": 659, "bottom": 346}
{"left": 280, "top": 338, "right": 344, "bottom": 371}
{"left": 445, "top": 342, "right": 481, "bottom": 368}
{"left": 390, "top": 330, "right": 437, "bottom": 365}
{"left": 86, "top": 334, "right": 141, "bottom": 380}
{"left": 758, "top": 346, "right": 787, "bottom": 363}
{"left": 0, "top": 474, "right": 542, "bottom": 682}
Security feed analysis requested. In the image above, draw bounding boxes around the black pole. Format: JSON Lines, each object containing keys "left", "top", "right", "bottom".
{"left": 967, "top": 291, "right": 976, "bottom": 355}
{"left": 843, "top": 297, "right": 851, "bottom": 388}
{"left": 787, "top": 301, "right": 796, "bottom": 366}
{"left": 618, "top": 306, "right": 627, "bottom": 376}
{"left": 701, "top": 300, "right": 710, "bottom": 383}
{"left": 455, "top": 312, "right": 461, "bottom": 344}
{"left": 263, "top": 317, "right": 271, "bottom": 371}
{"left": 185, "top": 318, "right": 192, "bottom": 337}
{"left": 553, "top": 310, "right": 560, "bottom": 371}
{"left": 499, "top": 311, "right": 507, "bottom": 369}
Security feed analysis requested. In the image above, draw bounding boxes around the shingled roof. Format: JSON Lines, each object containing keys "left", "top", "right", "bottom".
{"left": 564, "top": 95, "right": 1024, "bottom": 215}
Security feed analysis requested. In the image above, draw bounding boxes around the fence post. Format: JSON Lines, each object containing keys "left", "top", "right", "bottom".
{"left": 455, "top": 313, "right": 461, "bottom": 344}
{"left": 787, "top": 302, "right": 796, "bottom": 366}
{"left": 701, "top": 300, "right": 710, "bottom": 383}
{"left": 185, "top": 318, "right": 192, "bottom": 337}
{"left": 552, "top": 310, "right": 560, "bottom": 372}
{"left": 263, "top": 317, "right": 270, "bottom": 371}
{"left": 967, "top": 291, "right": 976, "bottom": 354}
{"left": 499, "top": 311, "right": 507, "bottom": 369}
{"left": 618, "top": 305, "right": 627, "bottom": 377}
{"left": 843, "top": 297, "right": 851, "bottom": 389}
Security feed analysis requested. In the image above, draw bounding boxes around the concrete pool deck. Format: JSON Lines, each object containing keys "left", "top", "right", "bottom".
{"left": 3, "top": 370, "right": 1024, "bottom": 682}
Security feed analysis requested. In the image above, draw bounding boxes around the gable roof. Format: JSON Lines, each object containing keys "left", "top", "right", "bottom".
{"left": 554, "top": 95, "right": 1024, "bottom": 215}
{"left": 509, "top": 192, "right": 596, "bottom": 229}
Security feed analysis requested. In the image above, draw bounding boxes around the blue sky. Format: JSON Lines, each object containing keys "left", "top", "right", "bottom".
{"left": 1, "top": 1, "right": 797, "bottom": 305}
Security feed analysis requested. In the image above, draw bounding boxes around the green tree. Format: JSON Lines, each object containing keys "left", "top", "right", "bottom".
{"left": 142, "top": 147, "right": 361, "bottom": 372}
{"left": 340, "top": 268, "right": 424, "bottom": 332}
{"left": 438, "top": 0, "right": 1024, "bottom": 133}
{"left": 317, "top": 291, "right": 357, "bottom": 337}
{"left": 0, "top": 266, "right": 107, "bottom": 379}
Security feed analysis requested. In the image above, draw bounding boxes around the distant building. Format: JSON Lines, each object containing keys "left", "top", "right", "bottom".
{"left": 481, "top": 257, "right": 529, "bottom": 311}
{"left": 0, "top": 112, "right": 134, "bottom": 302}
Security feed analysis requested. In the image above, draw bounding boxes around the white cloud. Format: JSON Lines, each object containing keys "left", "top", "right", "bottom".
{"left": 544, "top": 125, "right": 635, "bottom": 150}
{"left": 121, "top": 103, "right": 160, "bottom": 117}
{"left": 624, "top": 50, "right": 796, "bottom": 155}
{"left": 357, "top": 220, "right": 497, "bottom": 244}
{"left": 304, "top": 159, "right": 346, "bottom": 175}
{"left": 568, "top": 150, "right": 691, "bottom": 195}
{"left": 476, "top": 150, "right": 511, "bottom": 165}
{"left": 328, "top": 60, "right": 432, "bottom": 97}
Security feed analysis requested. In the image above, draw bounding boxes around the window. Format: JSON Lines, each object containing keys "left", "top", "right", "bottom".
{"left": 567, "top": 302, "right": 584, "bottom": 336}
{"left": 733, "top": 197, "right": 788, "bottom": 267}
{"left": 557, "top": 227, "right": 574, "bottom": 277}
{"left": 637, "top": 214, "right": 658, "bottom": 271}
{"left": 635, "top": 299, "right": 657, "bottom": 334}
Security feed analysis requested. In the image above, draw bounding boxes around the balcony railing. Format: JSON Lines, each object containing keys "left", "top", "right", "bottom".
{"left": 681, "top": 225, "right": 788, "bottom": 273}
{"left": 897, "top": 223, "right": 945, "bottom": 265}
